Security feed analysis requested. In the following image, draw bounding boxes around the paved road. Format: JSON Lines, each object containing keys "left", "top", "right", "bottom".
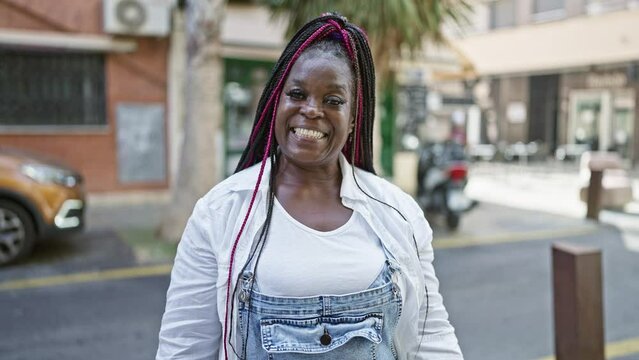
{"left": 0, "top": 275, "right": 168, "bottom": 360}
{"left": 2, "top": 222, "right": 637, "bottom": 360}
{"left": 435, "top": 222, "right": 639, "bottom": 360}
{"left": 2, "top": 162, "right": 638, "bottom": 360}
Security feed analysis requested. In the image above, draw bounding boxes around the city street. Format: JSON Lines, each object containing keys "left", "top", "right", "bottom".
{"left": 434, "top": 203, "right": 639, "bottom": 360}
{"left": 0, "top": 274, "right": 168, "bottom": 360}
{"left": 3, "top": 1, "right": 639, "bottom": 359}
{"left": 1, "top": 164, "right": 638, "bottom": 360}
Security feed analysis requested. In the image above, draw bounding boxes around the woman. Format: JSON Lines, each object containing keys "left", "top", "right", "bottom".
{"left": 157, "top": 13, "right": 463, "bottom": 360}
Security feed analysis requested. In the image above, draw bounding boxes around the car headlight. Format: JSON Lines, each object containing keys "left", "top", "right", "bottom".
{"left": 21, "top": 163, "right": 80, "bottom": 187}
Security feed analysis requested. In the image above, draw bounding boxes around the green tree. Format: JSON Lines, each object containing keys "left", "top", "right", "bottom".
{"left": 264, "top": 0, "right": 471, "bottom": 86}
{"left": 264, "top": 0, "right": 471, "bottom": 175}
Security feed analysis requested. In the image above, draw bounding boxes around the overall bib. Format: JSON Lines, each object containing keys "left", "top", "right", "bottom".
{"left": 234, "top": 259, "right": 402, "bottom": 360}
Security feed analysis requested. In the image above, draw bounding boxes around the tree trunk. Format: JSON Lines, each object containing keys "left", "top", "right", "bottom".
{"left": 158, "top": 0, "right": 226, "bottom": 242}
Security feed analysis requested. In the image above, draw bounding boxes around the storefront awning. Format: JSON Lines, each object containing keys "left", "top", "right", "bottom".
{"left": 451, "top": 9, "right": 639, "bottom": 77}
{"left": 0, "top": 29, "right": 137, "bottom": 53}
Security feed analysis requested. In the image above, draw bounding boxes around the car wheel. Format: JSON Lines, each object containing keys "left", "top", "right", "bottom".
{"left": 0, "top": 200, "right": 36, "bottom": 266}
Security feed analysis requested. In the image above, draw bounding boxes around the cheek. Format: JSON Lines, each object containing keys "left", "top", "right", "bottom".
{"left": 274, "top": 102, "right": 290, "bottom": 132}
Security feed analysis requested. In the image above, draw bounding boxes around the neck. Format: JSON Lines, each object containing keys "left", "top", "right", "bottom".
{"left": 275, "top": 156, "right": 342, "bottom": 189}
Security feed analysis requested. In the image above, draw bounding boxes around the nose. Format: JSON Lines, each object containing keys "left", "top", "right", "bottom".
{"left": 300, "top": 100, "right": 323, "bottom": 119}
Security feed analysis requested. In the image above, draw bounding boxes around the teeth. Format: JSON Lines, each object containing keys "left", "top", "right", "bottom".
{"left": 294, "top": 128, "right": 325, "bottom": 139}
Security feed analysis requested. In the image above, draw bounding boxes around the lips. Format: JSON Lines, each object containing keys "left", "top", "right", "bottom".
{"left": 291, "top": 127, "right": 327, "bottom": 140}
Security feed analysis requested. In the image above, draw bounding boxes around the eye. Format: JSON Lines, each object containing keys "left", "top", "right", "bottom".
{"left": 325, "top": 96, "right": 346, "bottom": 106}
{"left": 286, "top": 88, "right": 305, "bottom": 100}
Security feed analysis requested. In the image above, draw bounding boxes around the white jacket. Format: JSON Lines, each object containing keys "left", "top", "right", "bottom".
{"left": 157, "top": 154, "right": 463, "bottom": 359}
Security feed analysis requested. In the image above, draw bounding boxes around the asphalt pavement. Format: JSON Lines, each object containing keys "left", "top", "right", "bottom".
{"left": 1, "top": 160, "right": 638, "bottom": 359}
{"left": 433, "top": 161, "right": 639, "bottom": 360}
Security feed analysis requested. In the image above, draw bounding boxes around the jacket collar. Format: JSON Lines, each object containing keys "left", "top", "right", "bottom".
{"left": 229, "top": 153, "right": 367, "bottom": 202}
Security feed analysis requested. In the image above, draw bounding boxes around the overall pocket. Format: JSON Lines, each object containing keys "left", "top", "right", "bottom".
{"left": 260, "top": 313, "right": 383, "bottom": 357}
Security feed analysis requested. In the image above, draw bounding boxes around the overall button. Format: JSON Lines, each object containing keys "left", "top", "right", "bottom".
{"left": 242, "top": 272, "right": 253, "bottom": 281}
{"left": 392, "top": 283, "right": 399, "bottom": 296}
{"left": 238, "top": 290, "right": 249, "bottom": 302}
{"left": 320, "top": 329, "right": 332, "bottom": 346}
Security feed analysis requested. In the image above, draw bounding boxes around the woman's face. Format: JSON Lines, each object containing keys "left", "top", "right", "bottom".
{"left": 274, "top": 53, "right": 353, "bottom": 169}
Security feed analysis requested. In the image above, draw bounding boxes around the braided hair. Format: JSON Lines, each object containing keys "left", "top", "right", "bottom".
{"left": 222, "top": 13, "right": 377, "bottom": 360}
{"left": 235, "top": 13, "right": 376, "bottom": 173}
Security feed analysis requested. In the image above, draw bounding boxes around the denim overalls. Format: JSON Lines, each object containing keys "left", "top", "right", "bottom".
{"left": 234, "top": 258, "right": 402, "bottom": 359}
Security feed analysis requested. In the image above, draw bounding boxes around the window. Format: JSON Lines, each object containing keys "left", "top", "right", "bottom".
{"left": 534, "top": 0, "right": 565, "bottom": 13}
{"left": 532, "top": 0, "right": 565, "bottom": 21}
{"left": 223, "top": 58, "right": 274, "bottom": 175}
{"left": 490, "top": 0, "right": 516, "bottom": 29}
{"left": 587, "top": 0, "right": 629, "bottom": 14}
{"left": 0, "top": 49, "right": 106, "bottom": 127}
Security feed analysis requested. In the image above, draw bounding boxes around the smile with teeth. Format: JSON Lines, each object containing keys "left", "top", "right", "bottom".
{"left": 292, "top": 127, "right": 326, "bottom": 140}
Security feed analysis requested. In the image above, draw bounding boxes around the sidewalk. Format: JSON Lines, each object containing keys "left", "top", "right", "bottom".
{"left": 81, "top": 161, "right": 638, "bottom": 258}
{"left": 466, "top": 161, "right": 639, "bottom": 218}
{"left": 462, "top": 161, "right": 639, "bottom": 252}
{"left": 85, "top": 191, "right": 170, "bottom": 231}
{"left": 84, "top": 191, "right": 174, "bottom": 264}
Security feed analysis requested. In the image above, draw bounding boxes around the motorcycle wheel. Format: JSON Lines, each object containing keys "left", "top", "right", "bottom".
{"left": 446, "top": 212, "right": 460, "bottom": 230}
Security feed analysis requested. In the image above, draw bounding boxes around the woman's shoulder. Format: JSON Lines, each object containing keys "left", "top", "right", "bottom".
{"left": 352, "top": 167, "right": 419, "bottom": 212}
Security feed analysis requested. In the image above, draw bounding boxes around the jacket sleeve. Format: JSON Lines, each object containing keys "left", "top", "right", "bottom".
{"left": 156, "top": 199, "right": 221, "bottom": 360}
{"left": 410, "top": 209, "right": 464, "bottom": 359}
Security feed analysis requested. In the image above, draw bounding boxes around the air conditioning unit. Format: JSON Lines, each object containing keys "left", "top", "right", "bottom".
{"left": 103, "top": 0, "right": 173, "bottom": 37}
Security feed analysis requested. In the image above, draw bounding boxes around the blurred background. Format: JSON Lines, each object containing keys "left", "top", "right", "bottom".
{"left": 1, "top": 0, "right": 638, "bottom": 359}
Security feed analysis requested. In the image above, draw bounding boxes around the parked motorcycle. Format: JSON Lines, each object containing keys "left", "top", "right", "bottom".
{"left": 416, "top": 141, "right": 474, "bottom": 230}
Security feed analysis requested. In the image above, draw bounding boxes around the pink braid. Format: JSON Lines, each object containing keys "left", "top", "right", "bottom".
{"left": 355, "top": 82, "right": 364, "bottom": 166}
{"left": 222, "top": 23, "right": 336, "bottom": 360}
{"left": 327, "top": 19, "right": 342, "bottom": 31}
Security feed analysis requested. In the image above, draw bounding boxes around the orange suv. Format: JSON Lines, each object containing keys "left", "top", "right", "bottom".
{"left": 0, "top": 147, "right": 85, "bottom": 265}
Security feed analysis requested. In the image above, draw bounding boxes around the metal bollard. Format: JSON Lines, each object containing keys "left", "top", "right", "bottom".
{"left": 586, "top": 169, "right": 603, "bottom": 221}
{"left": 552, "top": 243, "right": 604, "bottom": 360}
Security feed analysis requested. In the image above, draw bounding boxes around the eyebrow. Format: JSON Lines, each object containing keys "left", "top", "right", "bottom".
{"left": 289, "top": 78, "right": 349, "bottom": 93}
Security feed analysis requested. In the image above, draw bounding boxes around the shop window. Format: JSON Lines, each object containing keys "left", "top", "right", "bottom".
{"left": 610, "top": 90, "right": 635, "bottom": 159}
{"left": 223, "top": 58, "right": 274, "bottom": 176}
{"left": 0, "top": 49, "right": 106, "bottom": 127}
{"left": 568, "top": 89, "right": 635, "bottom": 160}
{"left": 532, "top": 0, "right": 565, "bottom": 22}
{"left": 490, "top": 0, "right": 516, "bottom": 29}
{"left": 587, "top": 0, "right": 630, "bottom": 14}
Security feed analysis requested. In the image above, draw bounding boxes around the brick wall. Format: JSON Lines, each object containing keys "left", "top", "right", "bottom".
{"left": 0, "top": 0, "right": 170, "bottom": 192}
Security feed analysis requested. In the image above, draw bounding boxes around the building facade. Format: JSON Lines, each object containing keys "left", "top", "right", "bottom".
{"left": 0, "top": 0, "right": 172, "bottom": 192}
{"left": 454, "top": 0, "right": 639, "bottom": 166}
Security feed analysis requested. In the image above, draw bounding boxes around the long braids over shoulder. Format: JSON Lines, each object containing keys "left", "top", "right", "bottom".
{"left": 222, "top": 13, "right": 377, "bottom": 360}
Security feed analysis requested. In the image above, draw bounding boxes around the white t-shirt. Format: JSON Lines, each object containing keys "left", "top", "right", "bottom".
{"left": 254, "top": 198, "right": 386, "bottom": 297}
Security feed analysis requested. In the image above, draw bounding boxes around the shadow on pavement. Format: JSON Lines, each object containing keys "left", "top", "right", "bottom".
{"left": 0, "top": 230, "right": 137, "bottom": 282}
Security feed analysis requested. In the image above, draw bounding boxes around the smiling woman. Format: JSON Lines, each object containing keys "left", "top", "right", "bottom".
{"left": 157, "top": 13, "right": 463, "bottom": 360}
{"left": 276, "top": 49, "right": 353, "bottom": 170}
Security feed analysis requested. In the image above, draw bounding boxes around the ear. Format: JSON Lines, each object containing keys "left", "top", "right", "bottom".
{"left": 348, "top": 120, "right": 355, "bottom": 134}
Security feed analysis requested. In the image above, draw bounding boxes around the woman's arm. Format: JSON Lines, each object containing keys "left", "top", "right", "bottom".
{"left": 156, "top": 200, "right": 221, "bottom": 360}
{"left": 410, "top": 209, "right": 464, "bottom": 359}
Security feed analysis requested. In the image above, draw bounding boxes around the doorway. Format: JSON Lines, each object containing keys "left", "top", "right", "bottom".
{"left": 568, "top": 89, "right": 635, "bottom": 159}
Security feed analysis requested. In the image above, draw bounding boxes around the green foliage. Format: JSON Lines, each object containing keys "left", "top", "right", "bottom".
{"left": 262, "top": 0, "right": 472, "bottom": 83}
{"left": 261, "top": 0, "right": 473, "bottom": 174}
